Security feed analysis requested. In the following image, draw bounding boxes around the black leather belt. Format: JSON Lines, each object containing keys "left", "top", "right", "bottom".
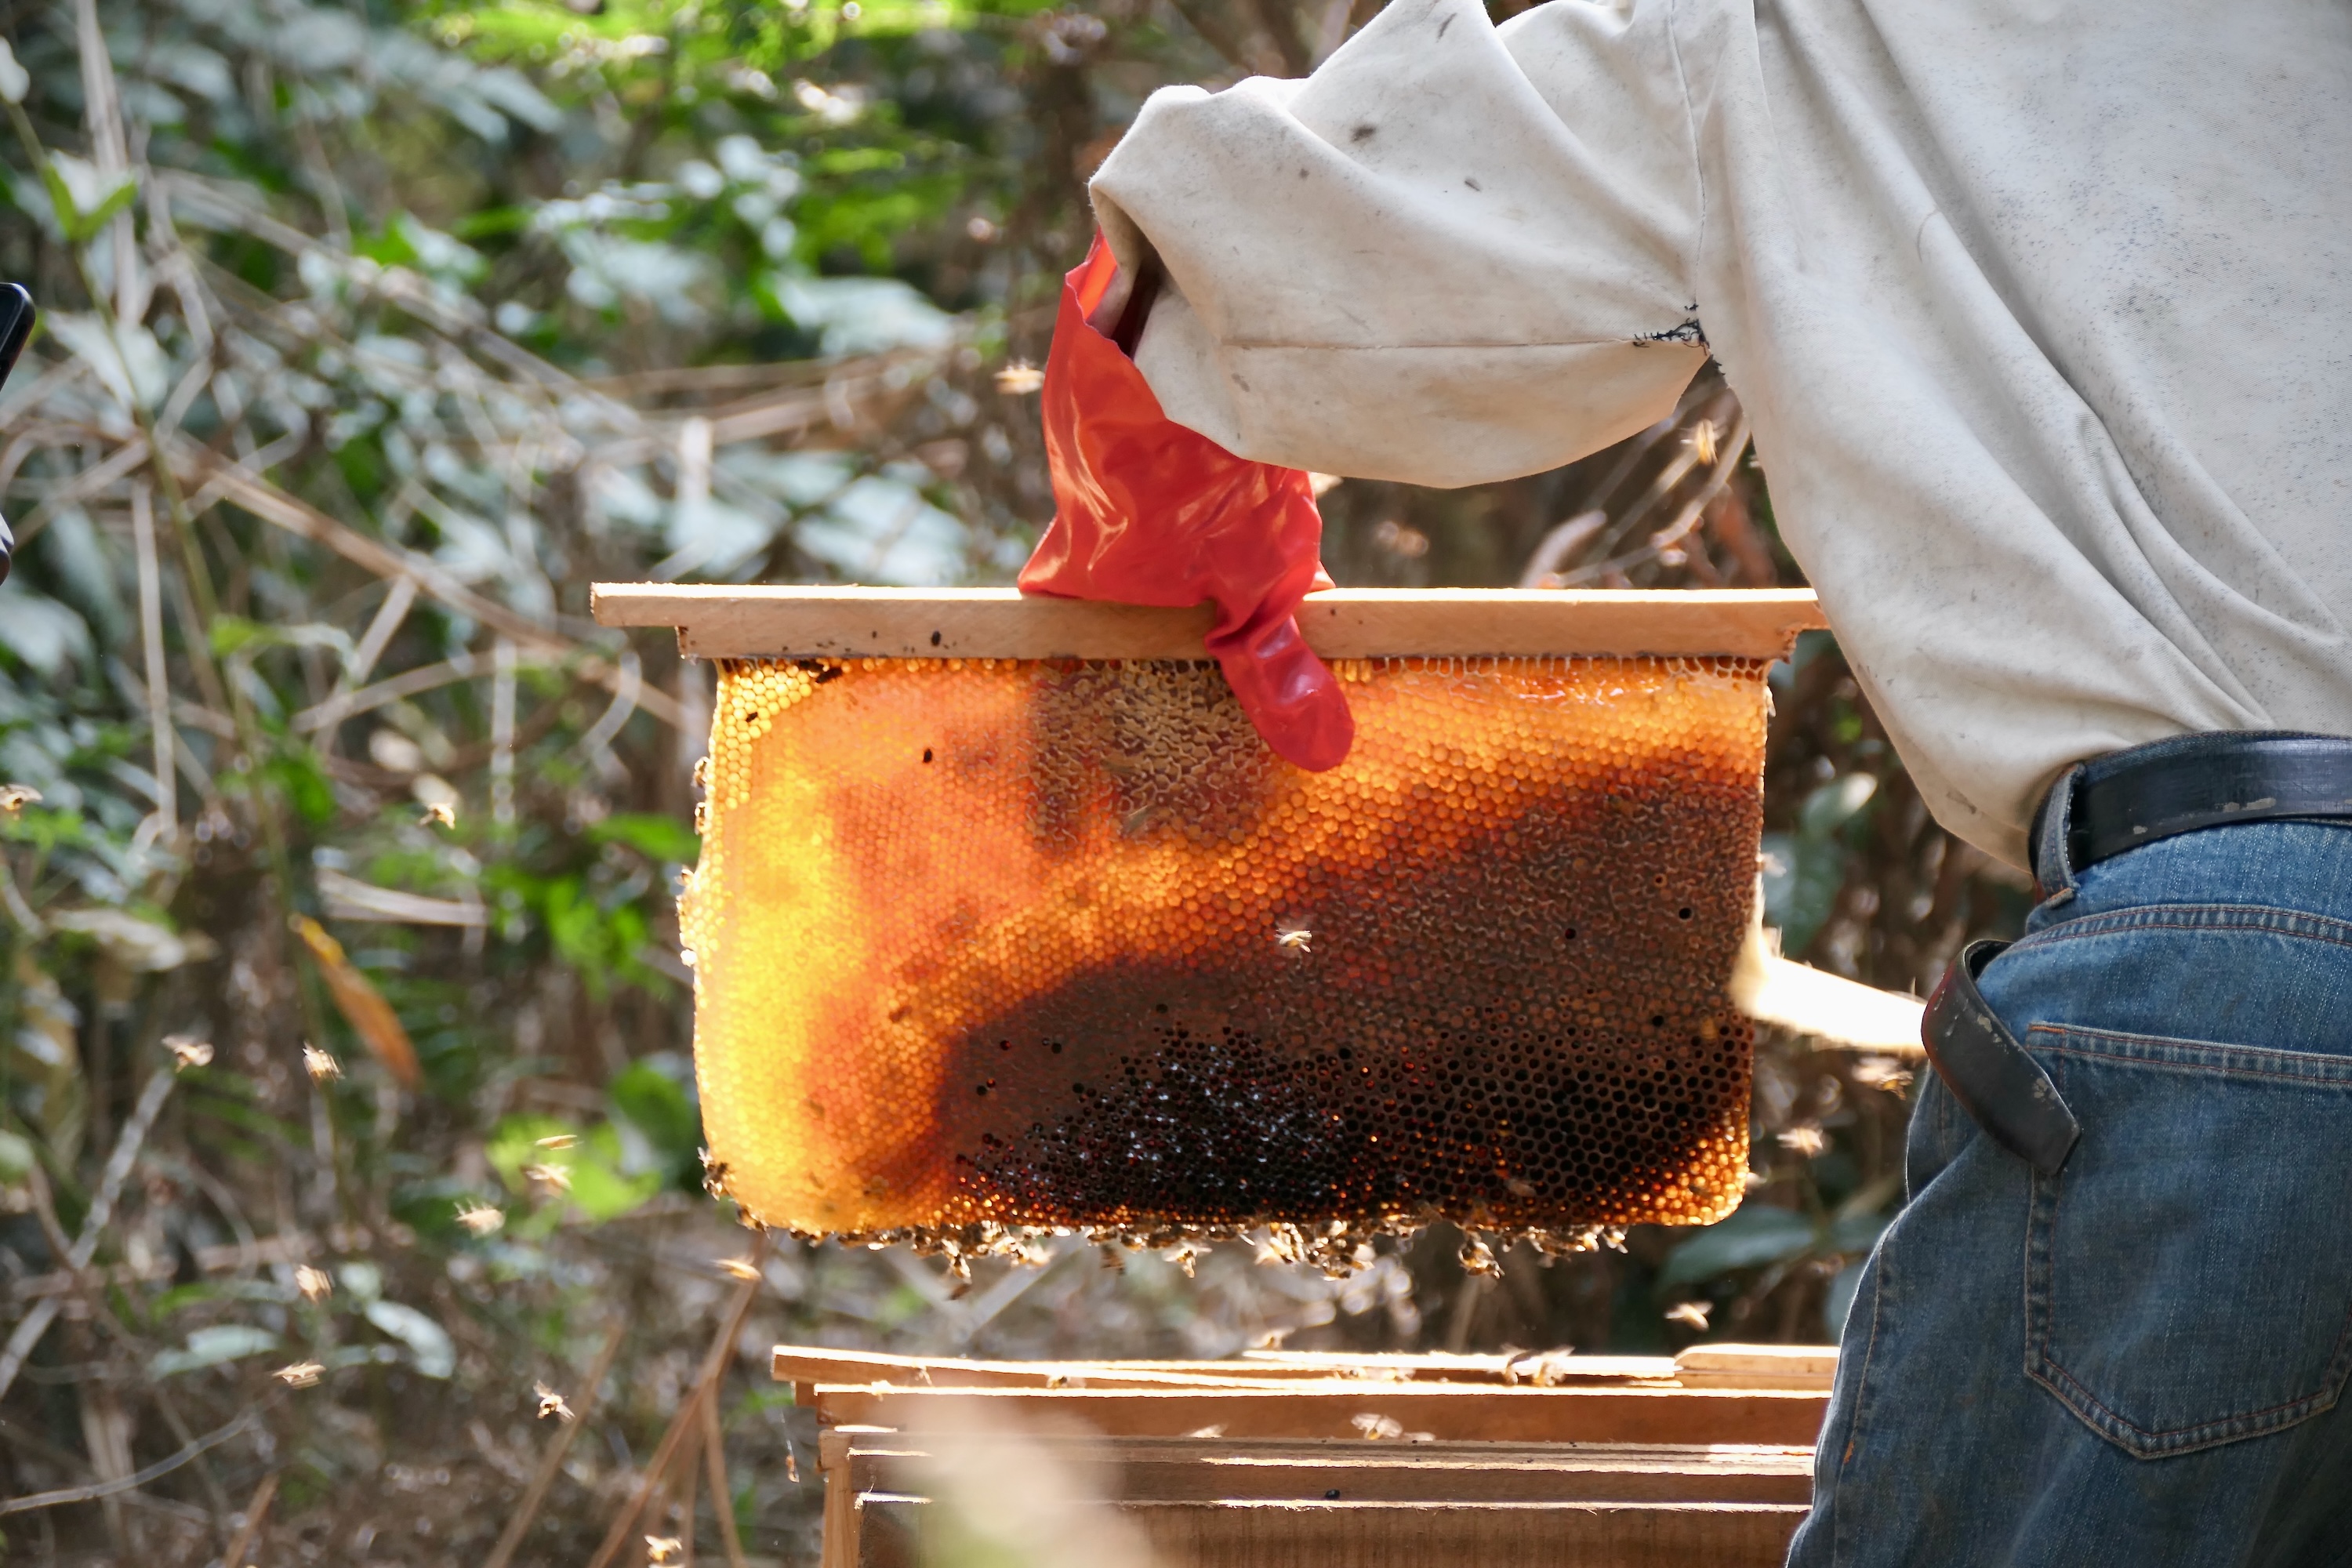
{"left": 2032, "top": 730, "right": 2352, "bottom": 883}
{"left": 1922, "top": 939, "right": 2078, "bottom": 1177}
{"left": 1929, "top": 731, "right": 2352, "bottom": 1175}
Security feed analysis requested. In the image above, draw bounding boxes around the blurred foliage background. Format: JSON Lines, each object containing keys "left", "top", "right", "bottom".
{"left": 0, "top": 0, "right": 2034, "bottom": 1558}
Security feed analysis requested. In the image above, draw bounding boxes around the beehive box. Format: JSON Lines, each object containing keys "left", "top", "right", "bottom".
{"left": 593, "top": 588, "right": 1824, "bottom": 1253}
{"left": 782, "top": 1341, "right": 1834, "bottom": 1568}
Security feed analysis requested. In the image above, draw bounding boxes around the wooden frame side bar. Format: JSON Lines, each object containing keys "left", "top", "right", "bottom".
{"left": 811, "top": 1382, "right": 1830, "bottom": 1446}
{"left": 590, "top": 585, "right": 1828, "bottom": 662}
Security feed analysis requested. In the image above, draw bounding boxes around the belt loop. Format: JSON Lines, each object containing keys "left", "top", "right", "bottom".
{"left": 2031, "top": 763, "right": 2086, "bottom": 906}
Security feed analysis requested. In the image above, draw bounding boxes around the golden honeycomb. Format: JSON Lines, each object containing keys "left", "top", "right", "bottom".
{"left": 683, "top": 655, "right": 1767, "bottom": 1248}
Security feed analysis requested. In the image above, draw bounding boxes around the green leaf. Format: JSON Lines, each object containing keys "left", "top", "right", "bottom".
{"left": 365, "top": 1300, "right": 456, "bottom": 1378}
{"left": 207, "top": 615, "right": 270, "bottom": 658}
{"left": 1799, "top": 774, "right": 1878, "bottom": 839}
{"left": 1659, "top": 1203, "right": 1818, "bottom": 1287}
{"left": 42, "top": 153, "right": 136, "bottom": 243}
{"left": 152, "top": 1323, "right": 281, "bottom": 1377}
{"left": 564, "top": 1141, "right": 662, "bottom": 1221}
{"left": 260, "top": 750, "right": 338, "bottom": 827}
{"left": 590, "top": 812, "right": 701, "bottom": 864}
{"left": 1827, "top": 1208, "right": 1893, "bottom": 1255}
{"left": 1759, "top": 830, "right": 1846, "bottom": 957}
{"left": 609, "top": 1058, "right": 699, "bottom": 1164}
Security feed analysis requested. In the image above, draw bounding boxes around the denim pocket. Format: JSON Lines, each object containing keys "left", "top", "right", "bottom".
{"left": 2023, "top": 1022, "right": 2352, "bottom": 1458}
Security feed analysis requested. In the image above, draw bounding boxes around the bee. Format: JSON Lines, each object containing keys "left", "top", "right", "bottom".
{"left": 274, "top": 1360, "right": 325, "bottom": 1388}
{"left": 1503, "top": 1176, "right": 1536, "bottom": 1199}
{"left": 295, "top": 1265, "right": 333, "bottom": 1302}
{"left": 1687, "top": 418, "right": 1719, "bottom": 468}
{"left": 455, "top": 1200, "right": 505, "bottom": 1237}
{"left": 1665, "top": 1301, "right": 1712, "bottom": 1330}
{"left": 418, "top": 801, "right": 457, "bottom": 829}
{"left": 1456, "top": 1234, "right": 1501, "bottom": 1278}
{"left": 1777, "top": 1124, "right": 1826, "bottom": 1158}
{"left": 534, "top": 1383, "right": 575, "bottom": 1422}
{"left": 522, "top": 1162, "right": 572, "bottom": 1193}
{"left": 645, "top": 1537, "right": 684, "bottom": 1564}
{"left": 699, "top": 1151, "right": 731, "bottom": 1201}
{"left": 0, "top": 783, "right": 40, "bottom": 815}
{"left": 163, "top": 1033, "right": 214, "bottom": 1071}
{"left": 1350, "top": 1413, "right": 1404, "bottom": 1441}
{"left": 302, "top": 1044, "right": 342, "bottom": 1082}
{"left": 535, "top": 1133, "right": 579, "bottom": 1151}
{"left": 1276, "top": 925, "right": 1313, "bottom": 953}
{"left": 786, "top": 1445, "right": 800, "bottom": 1484}
{"left": 993, "top": 361, "right": 1044, "bottom": 395}
{"left": 717, "top": 1255, "right": 762, "bottom": 1282}
{"left": 1849, "top": 1057, "right": 1915, "bottom": 1094}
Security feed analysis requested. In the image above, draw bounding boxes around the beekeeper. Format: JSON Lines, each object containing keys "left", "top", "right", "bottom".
{"left": 1077, "top": 1, "right": 2352, "bottom": 1560}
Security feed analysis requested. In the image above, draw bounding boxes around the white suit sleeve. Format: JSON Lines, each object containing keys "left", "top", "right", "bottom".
{"left": 1089, "top": 0, "right": 1708, "bottom": 488}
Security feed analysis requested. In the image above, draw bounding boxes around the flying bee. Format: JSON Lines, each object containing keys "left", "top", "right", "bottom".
{"left": 274, "top": 1360, "right": 325, "bottom": 1388}
{"left": 1849, "top": 1056, "right": 1915, "bottom": 1093}
{"left": 1276, "top": 924, "right": 1313, "bottom": 953}
{"left": 302, "top": 1044, "right": 342, "bottom": 1082}
{"left": 717, "top": 1256, "right": 761, "bottom": 1282}
{"left": 1666, "top": 1301, "right": 1711, "bottom": 1330}
{"left": 455, "top": 1200, "right": 504, "bottom": 1237}
{"left": 0, "top": 783, "right": 40, "bottom": 815}
{"left": 418, "top": 801, "right": 457, "bottom": 829}
{"left": 1777, "top": 1124, "right": 1826, "bottom": 1158}
{"left": 295, "top": 1265, "right": 332, "bottom": 1302}
{"left": 1687, "top": 418, "right": 1719, "bottom": 467}
{"left": 523, "top": 1162, "right": 572, "bottom": 1193}
{"left": 535, "top": 1133, "right": 579, "bottom": 1151}
{"left": 993, "top": 361, "right": 1044, "bottom": 395}
{"left": 645, "top": 1537, "right": 684, "bottom": 1564}
{"left": 534, "top": 1382, "right": 574, "bottom": 1422}
{"left": 164, "top": 1033, "right": 214, "bottom": 1071}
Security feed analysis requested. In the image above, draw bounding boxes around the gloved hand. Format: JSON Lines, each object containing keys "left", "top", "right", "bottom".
{"left": 1018, "top": 234, "right": 1356, "bottom": 772}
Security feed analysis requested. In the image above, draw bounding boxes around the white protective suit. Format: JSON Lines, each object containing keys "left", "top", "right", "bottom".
{"left": 1088, "top": 0, "right": 2352, "bottom": 869}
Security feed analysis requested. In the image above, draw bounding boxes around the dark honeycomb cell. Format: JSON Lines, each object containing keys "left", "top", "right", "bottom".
{"left": 684, "top": 655, "right": 1766, "bottom": 1247}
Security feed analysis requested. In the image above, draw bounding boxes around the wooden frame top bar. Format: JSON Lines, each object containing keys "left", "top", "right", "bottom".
{"left": 590, "top": 585, "right": 1828, "bottom": 662}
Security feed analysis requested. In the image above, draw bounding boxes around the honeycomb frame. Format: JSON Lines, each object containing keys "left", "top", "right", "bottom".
{"left": 680, "top": 648, "right": 1776, "bottom": 1260}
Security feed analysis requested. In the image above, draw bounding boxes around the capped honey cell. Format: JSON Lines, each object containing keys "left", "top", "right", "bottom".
{"left": 683, "top": 655, "right": 1768, "bottom": 1247}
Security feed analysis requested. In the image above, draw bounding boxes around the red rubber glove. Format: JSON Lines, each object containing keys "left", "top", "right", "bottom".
{"left": 1018, "top": 234, "right": 1356, "bottom": 772}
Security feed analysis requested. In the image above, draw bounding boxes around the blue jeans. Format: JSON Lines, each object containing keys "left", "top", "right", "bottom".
{"left": 1790, "top": 821, "right": 2352, "bottom": 1568}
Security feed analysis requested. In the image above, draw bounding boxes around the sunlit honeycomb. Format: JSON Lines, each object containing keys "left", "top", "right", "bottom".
{"left": 683, "top": 655, "right": 1767, "bottom": 1247}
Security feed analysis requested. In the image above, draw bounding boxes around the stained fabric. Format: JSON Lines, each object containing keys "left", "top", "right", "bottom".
{"left": 1089, "top": 0, "right": 2352, "bottom": 866}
